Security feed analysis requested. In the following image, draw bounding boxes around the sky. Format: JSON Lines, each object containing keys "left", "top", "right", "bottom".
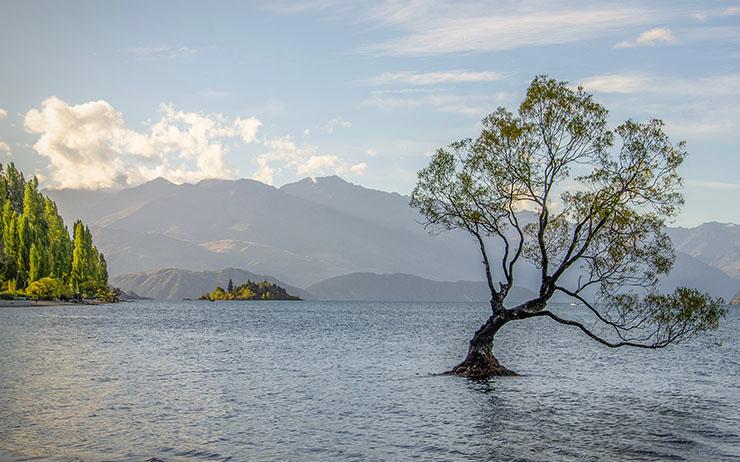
{"left": 0, "top": 0, "right": 738, "bottom": 226}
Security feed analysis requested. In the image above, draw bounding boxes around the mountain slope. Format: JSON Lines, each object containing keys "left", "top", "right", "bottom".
{"left": 306, "top": 272, "right": 538, "bottom": 303}
{"left": 111, "top": 268, "right": 311, "bottom": 300}
{"left": 48, "top": 175, "right": 739, "bottom": 298}
{"left": 667, "top": 222, "right": 740, "bottom": 280}
{"left": 660, "top": 252, "right": 739, "bottom": 300}
{"left": 47, "top": 177, "right": 484, "bottom": 286}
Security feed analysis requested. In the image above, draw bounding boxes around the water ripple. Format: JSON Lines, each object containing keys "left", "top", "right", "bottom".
{"left": 0, "top": 301, "right": 738, "bottom": 461}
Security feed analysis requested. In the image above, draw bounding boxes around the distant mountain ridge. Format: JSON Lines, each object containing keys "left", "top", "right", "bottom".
{"left": 110, "top": 268, "right": 311, "bottom": 301}
{"left": 306, "top": 272, "right": 540, "bottom": 303}
{"left": 48, "top": 176, "right": 484, "bottom": 287}
{"left": 110, "top": 268, "right": 540, "bottom": 303}
{"left": 666, "top": 222, "right": 740, "bottom": 280}
{"left": 48, "top": 175, "right": 740, "bottom": 300}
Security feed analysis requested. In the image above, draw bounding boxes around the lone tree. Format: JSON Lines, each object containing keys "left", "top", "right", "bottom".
{"left": 411, "top": 76, "right": 725, "bottom": 379}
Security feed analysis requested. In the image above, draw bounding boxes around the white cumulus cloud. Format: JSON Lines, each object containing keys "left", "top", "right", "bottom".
{"left": 0, "top": 108, "right": 7, "bottom": 118}
{"left": 234, "top": 116, "right": 262, "bottom": 143}
{"left": 255, "top": 135, "right": 366, "bottom": 185}
{"left": 24, "top": 97, "right": 261, "bottom": 189}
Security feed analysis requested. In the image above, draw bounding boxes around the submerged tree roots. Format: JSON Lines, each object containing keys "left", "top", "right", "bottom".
{"left": 447, "top": 350, "right": 517, "bottom": 379}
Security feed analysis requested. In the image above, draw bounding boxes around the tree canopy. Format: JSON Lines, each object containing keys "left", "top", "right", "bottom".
{"left": 0, "top": 163, "right": 109, "bottom": 300}
{"left": 411, "top": 76, "right": 724, "bottom": 377}
{"left": 200, "top": 280, "right": 301, "bottom": 301}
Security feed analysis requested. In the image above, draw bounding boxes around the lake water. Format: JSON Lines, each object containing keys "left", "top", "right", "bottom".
{"left": 0, "top": 300, "right": 738, "bottom": 461}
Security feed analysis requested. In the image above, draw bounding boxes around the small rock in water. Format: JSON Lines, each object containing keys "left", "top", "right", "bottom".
{"left": 145, "top": 458, "right": 166, "bottom": 462}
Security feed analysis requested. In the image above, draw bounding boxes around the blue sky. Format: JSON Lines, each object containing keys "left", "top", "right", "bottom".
{"left": 0, "top": 0, "right": 738, "bottom": 226}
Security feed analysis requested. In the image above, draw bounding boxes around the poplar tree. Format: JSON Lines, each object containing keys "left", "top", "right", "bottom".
{"left": 0, "top": 163, "right": 108, "bottom": 297}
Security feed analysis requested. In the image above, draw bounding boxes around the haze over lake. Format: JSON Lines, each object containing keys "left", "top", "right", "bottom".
{"left": 1, "top": 301, "right": 738, "bottom": 461}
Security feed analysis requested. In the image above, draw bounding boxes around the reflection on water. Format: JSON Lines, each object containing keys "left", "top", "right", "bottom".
{"left": 0, "top": 301, "right": 738, "bottom": 461}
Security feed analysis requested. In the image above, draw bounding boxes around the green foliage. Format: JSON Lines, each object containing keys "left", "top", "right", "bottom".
{"left": 29, "top": 243, "right": 42, "bottom": 282}
{"left": 200, "top": 280, "right": 300, "bottom": 301}
{"left": 0, "top": 163, "right": 109, "bottom": 300}
{"left": 411, "top": 75, "right": 724, "bottom": 349}
{"left": 26, "top": 277, "right": 63, "bottom": 300}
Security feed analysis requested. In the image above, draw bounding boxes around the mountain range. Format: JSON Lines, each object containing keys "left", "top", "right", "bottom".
{"left": 47, "top": 176, "right": 740, "bottom": 301}
{"left": 111, "top": 267, "right": 311, "bottom": 301}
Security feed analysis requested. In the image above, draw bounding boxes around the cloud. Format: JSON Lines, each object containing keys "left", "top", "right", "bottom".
{"left": 321, "top": 117, "right": 352, "bottom": 133}
{"left": 363, "top": 90, "right": 511, "bottom": 116}
{"left": 578, "top": 74, "right": 650, "bottom": 93}
{"left": 0, "top": 141, "right": 9, "bottom": 154}
{"left": 341, "top": 161, "right": 367, "bottom": 176}
{"left": 295, "top": 154, "right": 342, "bottom": 176}
{"left": 234, "top": 116, "right": 262, "bottom": 143}
{"left": 0, "top": 108, "right": 7, "bottom": 118}
{"left": 365, "top": 5, "right": 653, "bottom": 55}
{"left": 262, "top": 0, "right": 343, "bottom": 14}
{"left": 24, "top": 97, "right": 261, "bottom": 189}
{"left": 255, "top": 135, "right": 366, "bottom": 184}
{"left": 687, "top": 180, "right": 740, "bottom": 191}
{"left": 123, "top": 46, "right": 200, "bottom": 60}
{"left": 366, "top": 148, "right": 377, "bottom": 156}
{"left": 689, "top": 5, "right": 740, "bottom": 21}
{"left": 615, "top": 27, "right": 678, "bottom": 48}
{"left": 578, "top": 72, "right": 740, "bottom": 139}
{"left": 579, "top": 73, "right": 740, "bottom": 96}
{"left": 367, "top": 70, "right": 507, "bottom": 86}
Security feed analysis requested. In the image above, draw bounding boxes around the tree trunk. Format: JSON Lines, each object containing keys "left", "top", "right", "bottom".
{"left": 448, "top": 313, "right": 516, "bottom": 379}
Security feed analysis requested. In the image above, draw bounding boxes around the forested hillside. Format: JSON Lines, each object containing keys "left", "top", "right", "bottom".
{"left": 0, "top": 163, "right": 109, "bottom": 300}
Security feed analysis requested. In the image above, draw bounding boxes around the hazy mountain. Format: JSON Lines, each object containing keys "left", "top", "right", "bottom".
{"left": 111, "top": 268, "right": 311, "bottom": 301}
{"left": 659, "top": 252, "right": 739, "bottom": 300}
{"left": 667, "top": 222, "right": 740, "bottom": 280}
{"left": 47, "top": 177, "right": 484, "bottom": 287}
{"left": 89, "top": 227, "right": 247, "bottom": 275}
{"left": 280, "top": 176, "right": 424, "bottom": 234}
{"left": 48, "top": 177, "right": 179, "bottom": 228}
{"left": 47, "top": 176, "right": 739, "bottom": 299}
{"left": 306, "top": 272, "right": 539, "bottom": 303}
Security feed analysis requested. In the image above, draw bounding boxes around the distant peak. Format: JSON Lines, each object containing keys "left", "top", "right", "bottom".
{"left": 321, "top": 175, "right": 350, "bottom": 184}
{"left": 139, "top": 176, "right": 175, "bottom": 187}
{"left": 303, "top": 175, "right": 351, "bottom": 186}
{"left": 121, "top": 177, "right": 177, "bottom": 193}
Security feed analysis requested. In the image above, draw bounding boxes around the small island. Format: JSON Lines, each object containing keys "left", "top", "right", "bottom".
{"left": 199, "top": 279, "right": 301, "bottom": 301}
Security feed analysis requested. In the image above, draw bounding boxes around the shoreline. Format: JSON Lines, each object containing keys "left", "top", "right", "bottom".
{"left": 0, "top": 299, "right": 111, "bottom": 308}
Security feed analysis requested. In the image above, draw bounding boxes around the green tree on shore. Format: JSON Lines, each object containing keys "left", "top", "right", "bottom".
{"left": 0, "top": 162, "right": 109, "bottom": 299}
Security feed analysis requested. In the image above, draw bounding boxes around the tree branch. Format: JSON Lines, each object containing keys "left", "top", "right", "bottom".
{"left": 528, "top": 310, "right": 673, "bottom": 349}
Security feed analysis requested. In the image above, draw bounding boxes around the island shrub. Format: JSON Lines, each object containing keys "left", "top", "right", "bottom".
{"left": 200, "top": 280, "right": 300, "bottom": 301}
{"left": 26, "top": 277, "right": 63, "bottom": 300}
